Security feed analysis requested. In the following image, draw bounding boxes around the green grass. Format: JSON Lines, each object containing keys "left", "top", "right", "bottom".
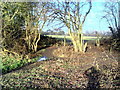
{"left": 1, "top": 55, "right": 41, "bottom": 74}
{"left": 1, "top": 55, "right": 119, "bottom": 89}
{"left": 46, "top": 35, "right": 99, "bottom": 40}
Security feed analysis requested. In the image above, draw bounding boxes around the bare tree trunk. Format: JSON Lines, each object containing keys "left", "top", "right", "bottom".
{"left": 118, "top": 1, "right": 120, "bottom": 37}
{"left": 0, "top": 13, "right": 2, "bottom": 52}
{"left": 52, "top": 1, "right": 92, "bottom": 52}
{"left": 71, "top": 36, "right": 79, "bottom": 52}
{"left": 118, "top": 2, "right": 120, "bottom": 29}
{"left": 78, "top": 33, "right": 83, "bottom": 52}
{"left": 33, "top": 33, "right": 41, "bottom": 52}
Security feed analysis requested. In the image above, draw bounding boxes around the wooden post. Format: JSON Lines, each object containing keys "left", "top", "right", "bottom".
{"left": 64, "top": 35, "right": 66, "bottom": 46}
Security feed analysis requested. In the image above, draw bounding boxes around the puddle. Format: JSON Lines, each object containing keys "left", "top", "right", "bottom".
{"left": 37, "top": 56, "right": 48, "bottom": 62}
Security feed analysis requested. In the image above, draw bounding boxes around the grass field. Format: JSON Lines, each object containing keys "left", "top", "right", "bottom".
{"left": 46, "top": 35, "right": 99, "bottom": 41}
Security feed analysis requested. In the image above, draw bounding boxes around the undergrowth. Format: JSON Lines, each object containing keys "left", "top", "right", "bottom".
{"left": 1, "top": 55, "right": 41, "bottom": 74}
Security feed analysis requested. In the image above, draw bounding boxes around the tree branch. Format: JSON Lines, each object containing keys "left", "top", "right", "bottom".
{"left": 82, "top": 1, "right": 92, "bottom": 24}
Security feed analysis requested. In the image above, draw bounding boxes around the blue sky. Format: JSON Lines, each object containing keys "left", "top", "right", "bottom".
{"left": 83, "top": 2, "right": 109, "bottom": 33}
{"left": 42, "top": 1, "right": 117, "bottom": 34}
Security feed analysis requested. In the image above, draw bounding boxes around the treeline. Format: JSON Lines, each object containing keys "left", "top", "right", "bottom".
{"left": 1, "top": 2, "right": 57, "bottom": 59}
{"left": 41, "top": 30, "right": 66, "bottom": 35}
{"left": 1, "top": 1, "right": 120, "bottom": 59}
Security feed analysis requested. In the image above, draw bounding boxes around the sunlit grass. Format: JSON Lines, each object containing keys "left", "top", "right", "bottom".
{"left": 46, "top": 35, "right": 99, "bottom": 40}
{"left": 1, "top": 55, "right": 41, "bottom": 74}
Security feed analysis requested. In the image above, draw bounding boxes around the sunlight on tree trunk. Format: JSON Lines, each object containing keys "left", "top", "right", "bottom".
{"left": 64, "top": 35, "right": 66, "bottom": 46}
{"left": 67, "top": 2, "right": 91, "bottom": 52}
{"left": 24, "top": 3, "right": 48, "bottom": 53}
{"left": 52, "top": 1, "right": 92, "bottom": 52}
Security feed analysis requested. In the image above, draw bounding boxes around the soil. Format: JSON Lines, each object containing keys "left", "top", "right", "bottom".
{"left": 22, "top": 44, "right": 119, "bottom": 72}
{"left": 2, "top": 44, "right": 120, "bottom": 89}
{"left": 41, "top": 44, "right": 119, "bottom": 62}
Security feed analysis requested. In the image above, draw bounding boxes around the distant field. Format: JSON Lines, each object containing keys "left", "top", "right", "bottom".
{"left": 46, "top": 35, "right": 99, "bottom": 40}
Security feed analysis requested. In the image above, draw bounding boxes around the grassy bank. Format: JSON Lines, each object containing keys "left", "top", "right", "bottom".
{"left": 46, "top": 35, "right": 99, "bottom": 40}
{"left": 1, "top": 55, "right": 41, "bottom": 74}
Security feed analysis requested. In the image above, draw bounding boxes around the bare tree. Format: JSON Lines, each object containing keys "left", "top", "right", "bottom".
{"left": 51, "top": 0, "right": 92, "bottom": 52}
{"left": 118, "top": 1, "right": 120, "bottom": 37}
{"left": 102, "top": 1, "right": 120, "bottom": 38}
{"left": 1, "top": 2, "right": 50, "bottom": 58}
{"left": 24, "top": 2, "right": 50, "bottom": 52}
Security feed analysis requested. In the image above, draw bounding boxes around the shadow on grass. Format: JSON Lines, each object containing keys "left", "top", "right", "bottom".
{"left": 84, "top": 66, "right": 101, "bottom": 90}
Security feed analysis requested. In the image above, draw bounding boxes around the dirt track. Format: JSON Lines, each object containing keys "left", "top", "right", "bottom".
{"left": 2, "top": 45, "right": 120, "bottom": 89}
